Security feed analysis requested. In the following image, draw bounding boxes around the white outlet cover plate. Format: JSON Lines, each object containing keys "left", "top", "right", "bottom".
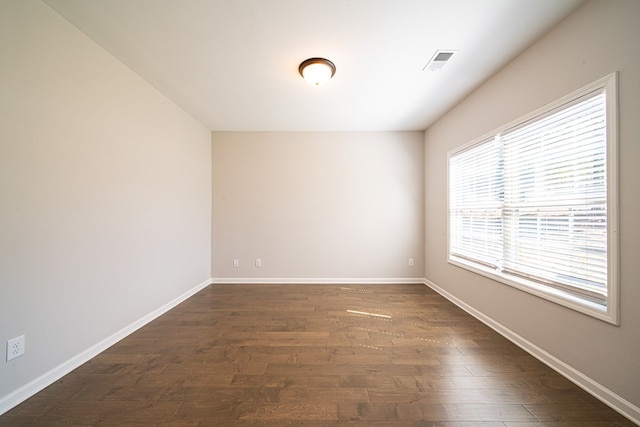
{"left": 7, "top": 335, "right": 25, "bottom": 362}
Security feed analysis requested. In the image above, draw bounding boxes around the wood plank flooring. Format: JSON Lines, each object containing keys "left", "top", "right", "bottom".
{"left": 1, "top": 284, "right": 634, "bottom": 426}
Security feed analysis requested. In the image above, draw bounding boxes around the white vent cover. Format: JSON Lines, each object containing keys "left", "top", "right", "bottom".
{"left": 423, "top": 50, "right": 457, "bottom": 71}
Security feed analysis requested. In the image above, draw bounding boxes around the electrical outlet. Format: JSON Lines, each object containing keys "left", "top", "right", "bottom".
{"left": 408, "top": 258, "right": 415, "bottom": 267}
{"left": 233, "top": 259, "right": 240, "bottom": 267}
{"left": 255, "top": 258, "right": 262, "bottom": 267}
{"left": 7, "top": 335, "right": 25, "bottom": 362}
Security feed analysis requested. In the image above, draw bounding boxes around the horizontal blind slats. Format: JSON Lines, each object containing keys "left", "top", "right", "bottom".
{"left": 449, "top": 89, "right": 608, "bottom": 306}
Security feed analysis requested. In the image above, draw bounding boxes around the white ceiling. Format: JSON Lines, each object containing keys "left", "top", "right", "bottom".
{"left": 43, "top": 0, "right": 584, "bottom": 131}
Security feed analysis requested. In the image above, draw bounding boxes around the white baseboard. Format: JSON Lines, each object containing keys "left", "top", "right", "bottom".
{"left": 423, "top": 278, "right": 640, "bottom": 426}
{"left": 0, "top": 278, "right": 212, "bottom": 417}
{"left": 211, "top": 277, "right": 425, "bottom": 285}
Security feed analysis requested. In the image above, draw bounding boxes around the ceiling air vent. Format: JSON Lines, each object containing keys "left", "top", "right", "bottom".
{"left": 423, "top": 50, "right": 457, "bottom": 71}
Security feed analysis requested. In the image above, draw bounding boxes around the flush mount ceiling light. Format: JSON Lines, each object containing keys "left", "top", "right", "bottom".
{"left": 299, "top": 57, "right": 336, "bottom": 86}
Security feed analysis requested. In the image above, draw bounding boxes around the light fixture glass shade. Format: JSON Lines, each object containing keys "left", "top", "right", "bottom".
{"left": 299, "top": 58, "right": 336, "bottom": 86}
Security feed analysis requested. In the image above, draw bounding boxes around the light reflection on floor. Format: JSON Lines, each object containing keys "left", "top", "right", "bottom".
{"left": 341, "top": 286, "right": 452, "bottom": 348}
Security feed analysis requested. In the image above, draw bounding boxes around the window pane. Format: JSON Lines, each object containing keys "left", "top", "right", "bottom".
{"left": 501, "top": 91, "right": 607, "bottom": 303}
{"left": 449, "top": 138, "right": 503, "bottom": 267}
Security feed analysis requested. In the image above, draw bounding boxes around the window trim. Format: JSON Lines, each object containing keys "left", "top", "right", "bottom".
{"left": 447, "top": 73, "right": 619, "bottom": 325}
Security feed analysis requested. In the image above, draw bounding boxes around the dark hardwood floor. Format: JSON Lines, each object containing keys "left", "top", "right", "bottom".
{"left": 1, "top": 284, "right": 634, "bottom": 426}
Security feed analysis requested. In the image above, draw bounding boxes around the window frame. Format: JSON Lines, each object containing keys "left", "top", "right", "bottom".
{"left": 447, "top": 73, "right": 619, "bottom": 325}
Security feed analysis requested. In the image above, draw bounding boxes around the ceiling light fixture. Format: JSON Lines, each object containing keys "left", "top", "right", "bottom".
{"left": 299, "top": 57, "right": 336, "bottom": 86}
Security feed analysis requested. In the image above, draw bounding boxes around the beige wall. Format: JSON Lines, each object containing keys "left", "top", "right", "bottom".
{"left": 0, "top": 0, "right": 211, "bottom": 402}
{"left": 424, "top": 0, "right": 639, "bottom": 412}
{"left": 212, "top": 131, "right": 424, "bottom": 281}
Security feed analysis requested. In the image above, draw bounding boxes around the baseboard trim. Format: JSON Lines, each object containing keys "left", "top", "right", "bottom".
{"left": 211, "top": 277, "right": 425, "bottom": 285}
{"left": 423, "top": 278, "right": 640, "bottom": 426}
{"left": 0, "top": 278, "right": 212, "bottom": 417}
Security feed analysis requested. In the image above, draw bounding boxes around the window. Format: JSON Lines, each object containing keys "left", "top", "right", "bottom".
{"left": 448, "top": 73, "right": 618, "bottom": 324}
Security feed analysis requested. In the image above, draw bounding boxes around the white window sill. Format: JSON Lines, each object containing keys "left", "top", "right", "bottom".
{"left": 448, "top": 255, "right": 618, "bottom": 325}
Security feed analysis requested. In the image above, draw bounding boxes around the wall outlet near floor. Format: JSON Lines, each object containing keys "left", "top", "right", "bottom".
{"left": 408, "top": 258, "right": 415, "bottom": 267}
{"left": 255, "top": 258, "right": 262, "bottom": 267}
{"left": 233, "top": 259, "right": 240, "bottom": 268}
{"left": 6, "top": 335, "right": 25, "bottom": 362}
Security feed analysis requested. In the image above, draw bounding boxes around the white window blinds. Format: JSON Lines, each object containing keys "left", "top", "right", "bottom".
{"left": 501, "top": 91, "right": 607, "bottom": 304}
{"left": 449, "top": 137, "right": 503, "bottom": 269}
{"left": 448, "top": 74, "right": 617, "bottom": 321}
